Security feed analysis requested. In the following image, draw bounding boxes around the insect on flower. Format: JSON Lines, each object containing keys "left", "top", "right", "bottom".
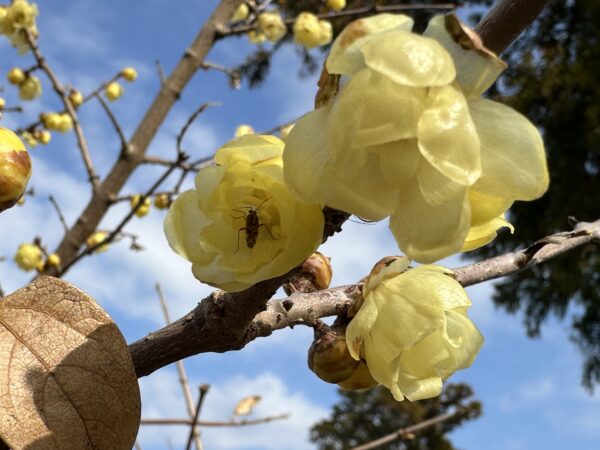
{"left": 232, "top": 197, "right": 274, "bottom": 251}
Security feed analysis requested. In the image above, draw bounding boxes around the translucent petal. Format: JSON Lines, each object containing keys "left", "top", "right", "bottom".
{"left": 423, "top": 15, "right": 506, "bottom": 97}
{"left": 417, "top": 157, "right": 465, "bottom": 207}
{"left": 327, "top": 69, "right": 424, "bottom": 152}
{"left": 468, "top": 189, "right": 513, "bottom": 226}
{"left": 390, "top": 182, "right": 470, "bottom": 263}
{"left": 164, "top": 190, "right": 212, "bottom": 264}
{"left": 361, "top": 30, "right": 456, "bottom": 87}
{"left": 399, "top": 330, "right": 450, "bottom": 377}
{"left": 462, "top": 213, "right": 513, "bottom": 252}
{"left": 327, "top": 14, "right": 414, "bottom": 76}
{"left": 417, "top": 84, "right": 481, "bottom": 186}
{"left": 216, "top": 134, "right": 283, "bottom": 165}
{"left": 362, "top": 334, "right": 401, "bottom": 390}
{"left": 346, "top": 297, "right": 380, "bottom": 359}
{"left": 376, "top": 139, "right": 421, "bottom": 191}
{"left": 469, "top": 98, "right": 549, "bottom": 200}
{"left": 443, "top": 309, "right": 484, "bottom": 371}
{"left": 396, "top": 371, "right": 443, "bottom": 401}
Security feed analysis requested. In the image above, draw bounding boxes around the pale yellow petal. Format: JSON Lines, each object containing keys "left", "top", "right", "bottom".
{"left": 462, "top": 214, "right": 513, "bottom": 252}
{"left": 468, "top": 189, "right": 513, "bottom": 226}
{"left": 417, "top": 157, "right": 465, "bottom": 207}
{"left": 423, "top": 15, "right": 506, "bottom": 97}
{"left": 390, "top": 183, "right": 470, "bottom": 263}
{"left": 469, "top": 98, "right": 549, "bottom": 200}
{"left": 216, "top": 134, "right": 283, "bottom": 166}
{"left": 396, "top": 371, "right": 443, "bottom": 401}
{"left": 417, "top": 84, "right": 481, "bottom": 186}
{"left": 376, "top": 139, "right": 421, "bottom": 191}
{"left": 346, "top": 298, "right": 380, "bottom": 359}
{"left": 360, "top": 30, "right": 456, "bottom": 87}
{"left": 442, "top": 309, "right": 484, "bottom": 371}
{"left": 327, "top": 14, "right": 414, "bottom": 76}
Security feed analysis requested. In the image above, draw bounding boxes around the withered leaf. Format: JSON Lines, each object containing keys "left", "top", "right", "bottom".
{"left": 232, "top": 395, "right": 261, "bottom": 417}
{"left": 0, "top": 276, "right": 140, "bottom": 449}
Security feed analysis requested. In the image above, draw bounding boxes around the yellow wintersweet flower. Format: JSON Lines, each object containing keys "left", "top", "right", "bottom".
{"left": 3, "top": 0, "right": 38, "bottom": 35}
{"left": 69, "top": 89, "right": 84, "bottom": 107}
{"left": 18, "top": 75, "right": 41, "bottom": 100}
{"left": 154, "top": 193, "right": 171, "bottom": 210}
{"left": 0, "top": 128, "right": 31, "bottom": 212}
{"left": 284, "top": 14, "right": 549, "bottom": 263}
{"left": 105, "top": 81, "right": 123, "bottom": 101}
{"left": 247, "top": 29, "right": 266, "bottom": 44}
{"left": 293, "top": 12, "right": 332, "bottom": 49}
{"left": 234, "top": 124, "right": 254, "bottom": 138}
{"left": 34, "top": 129, "right": 51, "bottom": 144}
{"left": 7, "top": 67, "right": 25, "bottom": 85}
{"left": 346, "top": 257, "right": 483, "bottom": 401}
{"left": 130, "top": 194, "right": 151, "bottom": 217}
{"left": 86, "top": 231, "right": 110, "bottom": 253}
{"left": 57, "top": 113, "right": 73, "bottom": 133}
{"left": 257, "top": 12, "right": 286, "bottom": 43}
{"left": 164, "top": 134, "right": 324, "bottom": 292}
{"left": 14, "top": 243, "right": 42, "bottom": 271}
{"left": 20, "top": 131, "right": 36, "bottom": 148}
{"left": 46, "top": 253, "right": 61, "bottom": 268}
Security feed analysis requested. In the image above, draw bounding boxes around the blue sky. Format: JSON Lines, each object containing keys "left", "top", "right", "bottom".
{"left": 0, "top": 1, "right": 598, "bottom": 449}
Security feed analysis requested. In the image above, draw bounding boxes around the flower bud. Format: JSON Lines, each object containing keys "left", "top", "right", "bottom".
{"left": 0, "top": 127, "right": 31, "bottom": 212}
{"left": 337, "top": 361, "right": 379, "bottom": 391}
{"left": 153, "top": 193, "right": 171, "bottom": 210}
{"left": 86, "top": 231, "right": 110, "bottom": 253}
{"left": 0, "top": 98, "right": 5, "bottom": 110}
{"left": 20, "top": 131, "right": 37, "bottom": 148}
{"left": 283, "top": 252, "right": 332, "bottom": 295}
{"left": 105, "top": 81, "right": 123, "bottom": 101}
{"left": 247, "top": 30, "right": 266, "bottom": 44}
{"left": 308, "top": 323, "right": 360, "bottom": 384}
{"left": 231, "top": 3, "right": 249, "bottom": 22}
{"left": 40, "top": 112, "right": 62, "bottom": 130}
{"left": 121, "top": 67, "right": 138, "bottom": 82}
{"left": 258, "top": 12, "right": 286, "bottom": 43}
{"left": 326, "top": 0, "right": 346, "bottom": 11}
{"left": 14, "top": 243, "right": 42, "bottom": 271}
{"left": 131, "top": 194, "right": 151, "bottom": 217}
{"left": 234, "top": 124, "right": 254, "bottom": 138}
{"left": 293, "top": 13, "right": 331, "bottom": 49}
{"left": 19, "top": 75, "right": 42, "bottom": 101}
{"left": 33, "top": 129, "right": 51, "bottom": 144}
{"left": 57, "top": 113, "right": 73, "bottom": 133}
{"left": 69, "top": 89, "right": 84, "bottom": 107}
{"left": 7, "top": 68, "right": 25, "bottom": 85}
{"left": 46, "top": 253, "right": 61, "bottom": 268}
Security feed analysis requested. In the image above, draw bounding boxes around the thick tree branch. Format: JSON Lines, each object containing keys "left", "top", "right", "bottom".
{"left": 129, "top": 219, "right": 599, "bottom": 378}
{"left": 42, "top": 0, "right": 244, "bottom": 277}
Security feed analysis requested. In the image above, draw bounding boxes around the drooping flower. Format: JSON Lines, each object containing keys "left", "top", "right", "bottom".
{"left": 14, "top": 243, "right": 42, "bottom": 271}
{"left": 283, "top": 14, "right": 549, "bottom": 263}
{"left": 346, "top": 256, "right": 483, "bottom": 401}
{"left": 293, "top": 12, "right": 332, "bottom": 49}
{"left": 86, "top": 231, "right": 110, "bottom": 253}
{"left": 164, "top": 134, "right": 324, "bottom": 292}
{"left": 257, "top": 12, "right": 286, "bottom": 43}
{"left": 130, "top": 194, "right": 151, "bottom": 218}
{"left": 18, "top": 75, "right": 41, "bottom": 100}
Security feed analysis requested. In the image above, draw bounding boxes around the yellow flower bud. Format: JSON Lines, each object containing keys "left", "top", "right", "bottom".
{"left": 326, "top": 0, "right": 346, "bottom": 11}
{"left": 33, "top": 128, "right": 51, "bottom": 144}
{"left": 0, "top": 127, "right": 31, "bottom": 212}
{"left": 7, "top": 67, "right": 25, "bottom": 85}
{"left": 105, "top": 81, "right": 123, "bottom": 101}
{"left": 69, "top": 89, "right": 84, "bottom": 107}
{"left": 257, "top": 12, "right": 286, "bottom": 43}
{"left": 0, "top": 7, "right": 8, "bottom": 35}
{"left": 234, "top": 124, "right": 254, "bottom": 138}
{"left": 153, "top": 193, "right": 171, "bottom": 210}
{"left": 0, "top": 98, "right": 5, "bottom": 110}
{"left": 284, "top": 13, "right": 549, "bottom": 263}
{"left": 293, "top": 12, "right": 331, "bottom": 49}
{"left": 20, "top": 131, "right": 36, "bottom": 148}
{"left": 346, "top": 258, "right": 483, "bottom": 401}
{"left": 14, "top": 243, "right": 42, "bottom": 271}
{"left": 86, "top": 231, "right": 110, "bottom": 253}
{"left": 231, "top": 3, "right": 249, "bottom": 22}
{"left": 130, "top": 194, "right": 151, "bottom": 217}
{"left": 121, "top": 67, "right": 138, "bottom": 82}
{"left": 4, "top": 0, "right": 38, "bottom": 34}
{"left": 40, "top": 112, "right": 62, "bottom": 131}
{"left": 46, "top": 253, "right": 61, "bottom": 268}
{"left": 18, "top": 75, "right": 42, "bottom": 100}
{"left": 57, "top": 113, "right": 73, "bottom": 133}
{"left": 247, "top": 30, "right": 266, "bottom": 44}
{"left": 164, "top": 134, "right": 325, "bottom": 292}
{"left": 283, "top": 251, "right": 332, "bottom": 295}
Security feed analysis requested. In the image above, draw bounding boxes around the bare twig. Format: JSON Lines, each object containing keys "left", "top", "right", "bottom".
{"left": 350, "top": 410, "right": 459, "bottom": 450}
{"left": 156, "top": 284, "right": 202, "bottom": 450}
{"left": 48, "top": 195, "right": 69, "bottom": 234}
{"left": 140, "top": 413, "right": 290, "bottom": 427}
{"left": 25, "top": 30, "right": 99, "bottom": 188}
{"left": 185, "top": 385, "right": 210, "bottom": 450}
{"left": 93, "top": 93, "right": 129, "bottom": 154}
{"left": 200, "top": 61, "right": 241, "bottom": 89}
{"left": 155, "top": 60, "right": 167, "bottom": 86}
{"left": 176, "top": 102, "right": 220, "bottom": 156}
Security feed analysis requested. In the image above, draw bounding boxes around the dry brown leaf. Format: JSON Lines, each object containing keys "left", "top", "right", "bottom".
{"left": 233, "top": 395, "right": 261, "bottom": 417}
{"left": 0, "top": 276, "right": 140, "bottom": 449}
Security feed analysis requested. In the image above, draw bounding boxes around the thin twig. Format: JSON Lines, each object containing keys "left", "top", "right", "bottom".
{"left": 25, "top": 30, "right": 99, "bottom": 189}
{"left": 155, "top": 60, "right": 167, "bottom": 86}
{"left": 176, "top": 102, "right": 220, "bottom": 156}
{"left": 140, "top": 413, "right": 290, "bottom": 427}
{"left": 93, "top": 93, "right": 129, "bottom": 154}
{"left": 156, "top": 284, "right": 202, "bottom": 450}
{"left": 48, "top": 195, "right": 69, "bottom": 234}
{"left": 200, "top": 61, "right": 241, "bottom": 89}
{"left": 350, "top": 410, "right": 459, "bottom": 450}
{"left": 185, "top": 385, "right": 210, "bottom": 450}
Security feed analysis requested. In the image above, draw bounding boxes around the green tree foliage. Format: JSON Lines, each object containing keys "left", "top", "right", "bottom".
{"left": 469, "top": 0, "right": 600, "bottom": 389}
{"left": 310, "top": 383, "right": 481, "bottom": 450}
